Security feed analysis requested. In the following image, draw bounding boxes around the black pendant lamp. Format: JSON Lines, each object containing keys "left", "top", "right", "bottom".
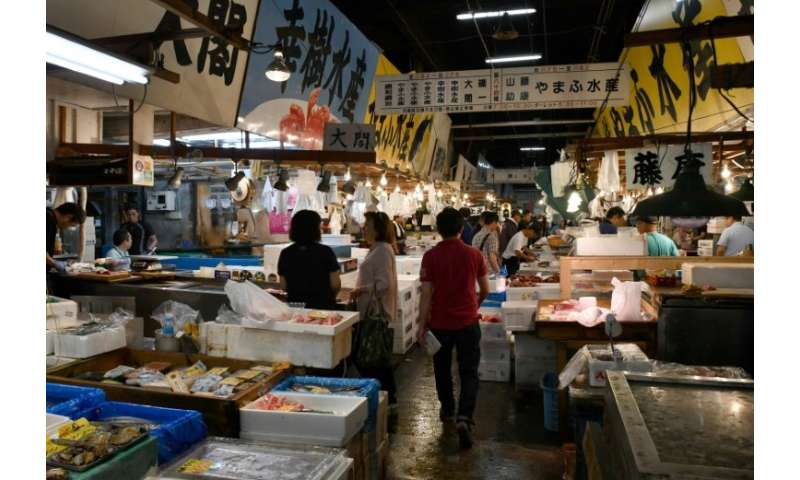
{"left": 273, "top": 168, "right": 289, "bottom": 192}
{"left": 730, "top": 177, "right": 754, "bottom": 202}
{"left": 317, "top": 169, "right": 332, "bottom": 192}
{"left": 632, "top": 150, "right": 749, "bottom": 218}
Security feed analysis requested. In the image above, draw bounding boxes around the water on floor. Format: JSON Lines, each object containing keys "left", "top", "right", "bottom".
{"left": 386, "top": 347, "right": 566, "bottom": 480}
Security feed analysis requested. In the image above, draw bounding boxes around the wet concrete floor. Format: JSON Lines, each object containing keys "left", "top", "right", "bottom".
{"left": 386, "top": 347, "right": 565, "bottom": 480}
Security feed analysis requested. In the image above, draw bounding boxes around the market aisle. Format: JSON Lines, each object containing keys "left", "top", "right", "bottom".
{"left": 385, "top": 347, "right": 565, "bottom": 480}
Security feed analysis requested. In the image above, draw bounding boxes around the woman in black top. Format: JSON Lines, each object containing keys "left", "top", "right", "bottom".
{"left": 277, "top": 210, "right": 342, "bottom": 310}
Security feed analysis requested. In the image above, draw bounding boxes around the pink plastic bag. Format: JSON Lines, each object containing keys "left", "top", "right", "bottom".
{"left": 269, "top": 212, "right": 290, "bottom": 234}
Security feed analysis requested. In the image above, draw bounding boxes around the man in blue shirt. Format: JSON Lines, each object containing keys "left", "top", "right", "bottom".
{"left": 636, "top": 216, "right": 678, "bottom": 256}
{"left": 459, "top": 208, "right": 475, "bottom": 245}
{"left": 599, "top": 207, "right": 627, "bottom": 234}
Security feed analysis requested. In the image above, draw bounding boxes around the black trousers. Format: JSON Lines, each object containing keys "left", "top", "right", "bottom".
{"left": 359, "top": 365, "right": 398, "bottom": 405}
{"left": 431, "top": 323, "right": 481, "bottom": 423}
{"left": 503, "top": 256, "right": 521, "bottom": 276}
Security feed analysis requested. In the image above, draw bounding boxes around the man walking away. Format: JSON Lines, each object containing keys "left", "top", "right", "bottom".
{"left": 418, "top": 208, "right": 489, "bottom": 449}
{"left": 459, "top": 207, "right": 475, "bottom": 245}
{"left": 499, "top": 210, "right": 521, "bottom": 255}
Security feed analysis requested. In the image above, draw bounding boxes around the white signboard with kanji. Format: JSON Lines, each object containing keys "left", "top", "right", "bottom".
{"left": 323, "top": 123, "right": 376, "bottom": 152}
{"left": 374, "top": 62, "right": 629, "bottom": 115}
{"left": 625, "top": 143, "right": 714, "bottom": 190}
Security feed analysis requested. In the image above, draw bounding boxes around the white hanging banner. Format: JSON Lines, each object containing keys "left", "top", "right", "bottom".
{"left": 625, "top": 143, "right": 714, "bottom": 190}
{"left": 375, "top": 62, "right": 629, "bottom": 115}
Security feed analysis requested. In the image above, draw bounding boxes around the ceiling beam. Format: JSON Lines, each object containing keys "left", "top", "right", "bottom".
{"left": 710, "top": 62, "right": 754, "bottom": 89}
{"left": 93, "top": 28, "right": 208, "bottom": 47}
{"left": 574, "top": 130, "right": 754, "bottom": 152}
{"left": 451, "top": 119, "right": 595, "bottom": 129}
{"left": 147, "top": 0, "right": 250, "bottom": 50}
{"left": 624, "top": 15, "right": 753, "bottom": 48}
{"left": 454, "top": 132, "right": 585, "bottom": 141}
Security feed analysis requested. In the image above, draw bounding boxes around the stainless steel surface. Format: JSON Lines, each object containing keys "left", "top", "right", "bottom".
{"left": 604, "top": 371, "right": 753, "bottom": 479}
{"left": 621, "top": 371, "right": 754, "bottom": 389}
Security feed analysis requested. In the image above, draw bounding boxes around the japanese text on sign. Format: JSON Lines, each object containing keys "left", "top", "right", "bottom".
{"left": 625, "top": 143, "right": 713, "bottom": 190}
{"left": 374, "top": 63, "right": 629, "bottom": 115}
{"left": 323, "top": 123, "right": 376, "bottom": 152}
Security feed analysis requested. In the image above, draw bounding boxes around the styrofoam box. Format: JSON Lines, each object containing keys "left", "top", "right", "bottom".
{"left": 396, "top": 257, "right": 422, "bottom": 275}
{"left": 240, "top": 392, "right": 368, "bottom": 447}
{"left": 199, "top": 321, "right": 228, "bottom": 357}
{"left": 392, "top": 329, "right": 416, "bottom": 355}
{"left": 513, "top": 335, "right": 556, "bottom": 358}
{"left": 507, "top": 285, "right": 560, "bottom": 302}
{"left": 575, "top": 236, "right": 646, "bottom": 256}
{"left": 478, "top": 359, "right": 511, "bottom": 382}
{"left": 682, "top": 263, "right": 754, "bottom": 289}
{"left": 587, "top": 343, "right": 651, "bottom": 387}
{"left": 479, "top": 321, "right": 506, "bottom": 342}
{"left": 515, "top": 354, "right": 557, "bottom": 387}
{"left": 46, "top": 355, "right": 77, "bottom": 370}
{"left": 321, "top": 234, "right": 354, "bottom": 246}
{"left": 53, "top": 326, "right": 126, "bottom": 359}
{"left": 481, "top": 341, "right": 511, "bottom": 362}
{"left": 46, "top": 330, "right": 54, "bottom": 355}
{"left": 501, "top": 301, "right": 537, "bottom": 330}
{"left": 47, "top": 413, "right": 71, "bottom": 438}
{"left": 398, "top": 284, "right": 415, "bottom": 311}
{"left": 225, "top": 319, "right": 356, "bottom": 369}
{"left": 46, "top": 296, "right": 80, "bottom": 330}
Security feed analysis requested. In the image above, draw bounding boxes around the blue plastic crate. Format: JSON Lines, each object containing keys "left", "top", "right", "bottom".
{"left": 72, "top": 401, "right": 207, "bottom": 464}
{"left": 272, "top": 376, "right": 381, "bottom": 432}
{"left": 481, "top": 300, "right": 503, "bottom": 309}
{"left": 47, "top": 383, "right": 106, "bottom": 417}
{"left": 486, "top": 291, "right": 507, "bottom": 303}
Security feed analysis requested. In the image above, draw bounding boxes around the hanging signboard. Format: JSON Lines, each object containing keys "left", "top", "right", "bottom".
{"left": 374, "top": 62, "right": 629, "bottom": 115}
{"left": 625, "top": 143, "right": 713, "bottom": 190}
{"left": 46, "top": 0, "right": 259, "bottom": 128}
{"left": 322, "top": 123, "right": 376, "bottom": 152}
{"left": 237, "top": 0, "right": 380, "bottom": 150}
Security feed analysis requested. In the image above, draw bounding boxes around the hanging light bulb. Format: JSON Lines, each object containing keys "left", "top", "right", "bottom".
{"left": 379, "top": 172, "right": 388, "bottom": 187}
{"left": 724, "top": 180, "right": 735, "bottom": 194}
{"left": 343, "top": 167, "right": 351, "bottom": 182}
{"left": 451, "top": 195, "right": 458, "bottom": 203}
{"left": 376, "top": 185, "right": 384, "bottom": 194}
{"left": 655, "top": 186, "right": 664, "bottom": 195}
{"left": 436, "top": 189, "right": 443, "bottom": 198}
{"left": 567, "top": 189, "right": 582, "bottom": 213}
{"left": 394, "top": 183, "right": 401, "bottom": 194}
{"left": 365, "top": 178, "right": 373, "bottom": 188}
{"left": 265, "top": 49, "right": 291, "bottom": 82}
{"left": 721, "top": 164, "right": 731, "bottom": 179}
{"left": 415, "top": 183, "right": 422, "bottom": 194}
{"left": 463, "top": 193, "right": 469, "bottom": 200}
{"left": 346, "top": 193, "right": 354, "bottom": 201}
{"left": 538, "top": 197, "right": 545, "bottom": 205}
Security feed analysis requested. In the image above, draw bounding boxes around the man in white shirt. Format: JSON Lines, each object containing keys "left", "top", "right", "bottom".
{"left": 501, "top": 225, "right": 537, "bottom": 275}
{"left": 716, "top": 216, "right": 754, "bottom": 256}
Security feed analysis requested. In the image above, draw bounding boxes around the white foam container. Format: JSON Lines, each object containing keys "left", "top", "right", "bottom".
{"left": 321, "top": 234, "right": 354, "bottom": 246}
{"left": 225, "top": 313, "right": 358, "bottom": 369}
{"left": 587, "top": 343, "right": 651, "bottom": 387}
{"left": 478, "top": 359, "right": 511, "bottom": 382}
{"left": 240, "top": 392, "right": 368, "bottom": 447}
{"left": 53, "top": 326, "right": 126, "bottom": 359}
{"left": 46, "top": 330, "right": 54, "bottom": 355}
{"left": 507, "top": 284, "right": 561, "bottom": 301}
{"left": 396, "top": 256, "right": 422, "bottom": 275}
{"left": 481, "top": 341, "right": 511, "bottom": 362}
{"left": 575, "top": 236, "right": 646, "bottom": 256}
{"left": 682, "top": 263, "right": 754, "bottom": 289}
{"left": 47, "top": 413, "right": 71, "bottom": 438}
{"left": 199, "top": 321, "right": 229, "bottom": 357}
{"left": 501, "top": 301, "right": 538, "bottom": 331}
{"left": 46, "top": 296, "right": 80, "bottom": 330}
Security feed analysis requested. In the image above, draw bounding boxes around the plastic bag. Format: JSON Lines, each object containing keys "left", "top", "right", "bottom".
{"left": 260, "top": 177, "right": 274, "bottom": 212}
{"left": 597, "top": 150, "right": 620, "bottom": 192}
{"left": 354, "top": 289, "right": 393, "bottom": 369}
{"left": 151, "top": 301, "right": 201, "bottom": 335}
{"left": 224, "top": 280, "right": 290, "bottom": 326}
{"left": 215, "top": 304, "right": 243, "bottom": 325}
{"left": 610, "top": 277, "right": 643, "bottom": 321}
{"left": 107, "top": 307, "right": 134, "bottom": 327}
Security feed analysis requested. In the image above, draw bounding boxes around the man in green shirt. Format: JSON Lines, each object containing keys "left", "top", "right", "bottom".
{"left": 637, "top": 216, "right": 679, "bottom": 256}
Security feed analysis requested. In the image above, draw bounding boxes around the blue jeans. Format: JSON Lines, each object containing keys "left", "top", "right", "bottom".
{"left": 431, "top": 323, "right": 481, "bottom": 423}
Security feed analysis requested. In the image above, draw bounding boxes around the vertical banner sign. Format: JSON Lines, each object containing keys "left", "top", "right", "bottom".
{"left": 322, "top": 123, "right": 376, "bottom": 152}
{"left": 364, "top": 55, "right": 436, "bottom": 175}
{"left": 46, "top": 0, "right": 259, "bottom": 128}
{"left": 237, "top": 0, "right": 380, "bottom": 149}
{"left": 374, "top": 63, "right": 629, "bottom": 115}
{"left": 625, "top": 143, "right": 713, "bottom": 190}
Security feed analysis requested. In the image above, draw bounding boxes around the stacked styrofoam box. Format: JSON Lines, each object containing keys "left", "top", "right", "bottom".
{"left": 575, "top": 236, "right": 646, "bottom": 256}
{"left": 706, "top": 217, "right": 727, "bottom": 234}
{"left": 513, "top": 335, "right": 557, "bottom": 389}
{"left": 507, "top": 284, "right": 560, "bottom": 301}
{"left": 52, "top": 326, "right": 127, "bottom": 359}
{"left": 501, "top": 301, "right": 537, "bottom": 331}
{"left": 478, "top": 307, "right": 511, "bottom": 382}
{"left": 682, "top": 263, "right": 754, "bottom": 289}
{"left": 697, "top": 239, "right": 715, "bottom": 257}
{"left": 46, "top": 296, "right": 80, "bottom": 330}
{"left": 396, "top": 256, "right": 422, "bottom": 276}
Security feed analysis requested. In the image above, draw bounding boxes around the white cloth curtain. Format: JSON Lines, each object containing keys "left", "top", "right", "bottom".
{"left": 597, "top": 150, "right": 621, "bottom": 193}
{"left": 550, "top": 162, "right": 573, "bottom": 197}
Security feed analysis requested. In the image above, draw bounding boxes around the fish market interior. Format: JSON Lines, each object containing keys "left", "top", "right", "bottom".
{"left": 36, "top": 0, "right": 777, "bottom": 478}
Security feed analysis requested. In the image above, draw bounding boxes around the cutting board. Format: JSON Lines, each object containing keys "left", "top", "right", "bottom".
{"left": 133, "top": 271, "right": 176, "bottom": 280}
{"left": 73, "top": 271, "right": 132, "bottom": 283}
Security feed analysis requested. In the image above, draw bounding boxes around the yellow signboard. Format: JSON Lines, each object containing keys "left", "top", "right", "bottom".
{"left": 593, "top": 0, "right": 753, "bottom": 138}
{"left": 363, "top": 55, "right": 435, "bottom": 176}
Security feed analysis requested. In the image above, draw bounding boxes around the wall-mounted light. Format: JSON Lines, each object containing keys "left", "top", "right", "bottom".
{"left": 457, "top": 8, "right": 536, "bottom": 20}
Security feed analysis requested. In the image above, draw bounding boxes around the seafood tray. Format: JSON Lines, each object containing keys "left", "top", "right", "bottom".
{"left": 603, "top": 371, "right": 753, "bottom": 479}
{"left": 160, "top": 437, "right": 352, "bottom": 480}
{"left": 46, "top": 421, "right": 149, "bottom": 472}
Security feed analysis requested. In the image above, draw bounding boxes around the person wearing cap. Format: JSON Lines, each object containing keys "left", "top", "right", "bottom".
{"left": 599, "top": 207, "right": 627, "bottom": 234}
{"left": 636, "top": 216, "right": 679, "bottom": 256}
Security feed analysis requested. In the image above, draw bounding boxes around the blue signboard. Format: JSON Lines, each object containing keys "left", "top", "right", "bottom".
{"left": 237, "top": 0, "right": 380, "bottom": 150}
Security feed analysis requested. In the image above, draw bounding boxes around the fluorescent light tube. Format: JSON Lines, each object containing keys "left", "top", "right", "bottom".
{"left": 520, "top": 146, "right": 546, "bottom": 151}
{"left": 46, "top": 29, "right": 150, "bottom": 85}
{"left": 486, "top": 54, "right": 542, "bottom": 64}
{"left": 457, "top": 8, "right": 536, "bottom": 20}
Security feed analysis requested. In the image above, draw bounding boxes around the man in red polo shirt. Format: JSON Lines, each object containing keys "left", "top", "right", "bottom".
{"left": 418, "top": 207, "right": 490, "bottom": 449}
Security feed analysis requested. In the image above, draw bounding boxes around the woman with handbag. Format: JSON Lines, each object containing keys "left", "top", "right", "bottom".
{"left": 350, "top": 211, "right": 399, "bottom": 408}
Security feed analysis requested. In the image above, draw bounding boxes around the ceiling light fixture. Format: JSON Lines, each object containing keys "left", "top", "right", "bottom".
{"left": 365, "top": 178, "right": 373, "bottom": 188}
{"left": 317, "top": 169, "right": 332, "bottom": 192}
{"left": 225, "top": 171, "right": 246, "bottom": 191}
{"left": 379, "top": 172, "right": 388, "bottom": 187}
{"left": 46, "top": 26, "right": 151, "bottom": 85}
{"left": 457, "top": 8, "right": 536, "bottom": 21}
{"left": 394, "top": 184, "right": 401, "bottom": 194}
{"left": 520, "top": 146, "right": 546, "bottom": 152}
{"left": 485, "top": 54, "right": 542, "bottom": 64}
{"left": 344, "top": 167, "right": 352, "bottom": 182}
{"left": 721, "top": 165, "right": 731, "bottom": 179}
{"left": 265, "top": 48, "right": 291, "bottom": 82}
{"left": 167, "top": 160, "right": 184, "bottom": 189}
{"left": 730, "top": 177, "right": 754, "bottom": 202}
{"left": 273, "top": 169, "right": 290, "bottom": 192}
